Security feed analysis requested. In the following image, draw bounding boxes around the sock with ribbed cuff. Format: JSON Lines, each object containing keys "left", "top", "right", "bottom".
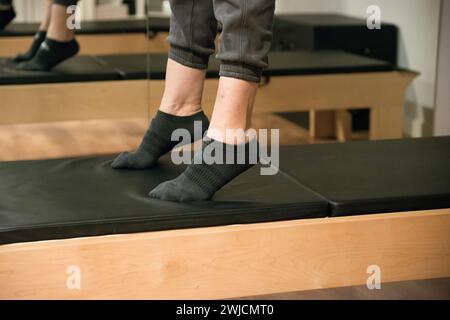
{"left": 112, "top": 110, "right": 210, "bottom": 169}
{"left": 149, "top": 139, "right": 258, "bottom": 201}
{"left": 10, "top": 31, "right": 47, "bottom": 63}
{"left": 16, "top": 38, "right": 79, "bottom": 71}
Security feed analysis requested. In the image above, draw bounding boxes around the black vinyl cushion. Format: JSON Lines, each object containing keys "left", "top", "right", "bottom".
{"left": 0, "top": 51, "right": 394, "bottom": 85}
{"left": 1, "top": 138, "right": 449, "bottom": 245}
{"left": 0, "top": 153, "right": 328, "bottom": 245}
{"left": 279, "top": 137, "right": 450, "bottom": 216}
{"left": 96, "top": 54, "right": 150, "bottom": 80}
{"left": 272, "top": 13, "right": 398, "bottom": 65}
{"left": 108, "top": 51, "right": 393, "bottom": 80}
{"left": 0, "top": 18, "right": 169, "bottom": 37}
{"left": 0, "top": 56, "right": 121, "bottom": 85}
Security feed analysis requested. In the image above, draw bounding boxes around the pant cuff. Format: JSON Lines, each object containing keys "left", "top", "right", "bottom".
{"left": 219, "top": 62, "right": 262, "bottom": 83}
{"left": 53, "top": 0, "right": 79, "bottom": 6}
{"left": 168, "top": 45, "right": 210, "bottom": 70}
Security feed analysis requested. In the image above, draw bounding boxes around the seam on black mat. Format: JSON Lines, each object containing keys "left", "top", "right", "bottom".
{"left": 262, "top": 155, "right": 334, "bottom": 210}
{"left": 277, "top": 169, "right": 333, "bottom": 206}
{"left": 91, "top": 55, "right": 126, "bottom": 79}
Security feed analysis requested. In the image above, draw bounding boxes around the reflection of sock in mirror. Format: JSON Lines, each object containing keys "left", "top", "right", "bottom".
{"left": 16, "top": 38, "right": 79, "bottom": 71}
{"left": 10, "top": 31, "right": 47, "bottom": 63}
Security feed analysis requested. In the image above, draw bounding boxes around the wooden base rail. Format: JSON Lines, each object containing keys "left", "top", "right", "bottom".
{"left": 0, "top": 209, "right": 449, "bottom": 299}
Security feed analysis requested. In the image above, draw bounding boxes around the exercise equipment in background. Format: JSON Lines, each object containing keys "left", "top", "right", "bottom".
{"left": 0, "top": 50, "right": 417, "bottom": 141}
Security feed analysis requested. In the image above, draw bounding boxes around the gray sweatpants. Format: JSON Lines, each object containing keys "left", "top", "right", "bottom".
{"left": 167, "top": 0, "right": 276, "bottom": 83}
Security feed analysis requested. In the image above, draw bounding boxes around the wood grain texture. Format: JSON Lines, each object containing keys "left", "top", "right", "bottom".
{"left": 1, "top": 209, "right": 448, "bottom": 299}
{"left": 1, "top": 71, "right": 416, "bottom": 142}
{"left": 336, "top": 110, "right": 352, "bottom": 142}
{"left": 0, "top": 113, "right": 314, "bottom": 161}
{"left": 150, "top": 71, "right": 417, "bottom": 140}
{"left": 240, "top": 277, "right": 450, "bottom": 300}
{"left": 0, "top": 80, "right": 150, "bottom": 125}
{"left": 309, "top": 110, "right": 336, "bottom": 139}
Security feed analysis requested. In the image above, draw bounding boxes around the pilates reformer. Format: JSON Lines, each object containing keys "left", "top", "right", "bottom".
{"left": 0, "top": 137, "right": 449, "bottom": 299}
{"left": 0, "top": 50, "right": 418, "bottom": 141}
{"left": 0, "top": 17, "right": 170, "bottom": 56}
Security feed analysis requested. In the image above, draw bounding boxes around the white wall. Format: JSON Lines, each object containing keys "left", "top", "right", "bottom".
{"left": 276, "top": 0, "right": 344, "bottom": 13}
{"left": 276, "top": 0, "right": 442, "bottom": 137}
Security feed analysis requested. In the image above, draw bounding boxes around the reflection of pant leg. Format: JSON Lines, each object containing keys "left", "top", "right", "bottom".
{"left": 53, "top": 0, "right": 78, "bottom": 6}
{"left": 0, "top": 0, "right": 13, "bottom": 6}
{"left": 0, "top": 0, "right": 15, "bottom": 31}
{"left": 214, "top": 0, "right": 275, "bottom": 83}
{"left": 167, "top": 0, "right": 218, "bottom": 70}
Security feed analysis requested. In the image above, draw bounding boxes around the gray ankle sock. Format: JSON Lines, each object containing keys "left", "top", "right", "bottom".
{"left": 16, "top": 38, "right": 79, "bottom": 71}
{"left": 149, "top": 139, "right": 258, "bottom": 201}
{"left": 112, "top": 110, "right": 210, "bottom": 169}
{"left": 11, "top": 31, "right": 46, "bottom": 63}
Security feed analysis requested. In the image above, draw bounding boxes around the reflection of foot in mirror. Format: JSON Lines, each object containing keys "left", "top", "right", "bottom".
{"left": 10, "top": 31, "right": 47, "bottom": 63}
{"left": 16, "top": 38, "right": 79, "bottom": 71}
{"left": 0, "top": 1, "right": 15, "bottom": 30}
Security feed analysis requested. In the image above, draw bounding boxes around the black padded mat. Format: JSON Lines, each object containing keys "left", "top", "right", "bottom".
{"left": 265, "top": 51, "right": 393, "bottom": 76}
{"left": 100, "top": 50, "right": 393, "bottom": 81}
{"left": 0, "top": 18, "right": 169, "bottom": 37}
{"left": 0, "top": 56, "right": 121, "bottom": 85}
{"left": 97, "top": 54, "right": 149, "bottom": 79}
{"left": 278, "top": 137, "right": 450, "bottom": 216}
{"left": 275, "top": 14, "right": 372, "bottom": 28}
{"left": 98, "top": 53, "right": 217, "bottom": 80}
{"left": 0, "top": 153, "right": 328, "bottom": 245}
{"left": 1, "top": 50, "right": 393, "bottom": 85}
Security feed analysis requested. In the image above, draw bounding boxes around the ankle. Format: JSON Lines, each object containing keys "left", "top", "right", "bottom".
{"left": 46, "top": 29, "right": 75, "bottom": 42}
{"left": 159, "top": 103, "right": 202, "bottom": 117}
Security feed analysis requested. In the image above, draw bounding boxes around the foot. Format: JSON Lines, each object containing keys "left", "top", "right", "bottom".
{"left": 149, "top": 139, "right": 258, "bottom": 201}
{"left": 112, "top": 110, "right": 210, "bottom": 169}
{"left": 16, "top": 38, "right": 79, "bottom": 71}
{"left": 0, "top": 5, "right": 15, "bottom": 30}
{"left": 10, "top": 31, "right": 46, "bottom": 63}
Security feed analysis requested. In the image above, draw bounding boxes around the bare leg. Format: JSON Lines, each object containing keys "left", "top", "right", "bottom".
{"left": 159, "top": 59, "right": 207, "bottom": 116}
{"left": 39, "top": 0, "right": 53, "bottom": 31}
{"left": 46, "top": 3, "right": 74, "bottom": 41}
{"left": 207, "top": 77, "right": 257, "bottom": 144}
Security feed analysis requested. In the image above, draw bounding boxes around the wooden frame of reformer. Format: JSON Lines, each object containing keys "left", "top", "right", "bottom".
{"left": 0, "top": 208, "right": 449, "bottom": 299}
{"left": 0, "top": 70, "right": 417, "bottom": 141}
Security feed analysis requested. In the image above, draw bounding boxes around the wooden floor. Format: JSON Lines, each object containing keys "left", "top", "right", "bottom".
{"left": 241, "top": 278, "right": 450, "bottom": 300}
{"left": 1, "top": 114, "right": 448, "bottom": 300}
